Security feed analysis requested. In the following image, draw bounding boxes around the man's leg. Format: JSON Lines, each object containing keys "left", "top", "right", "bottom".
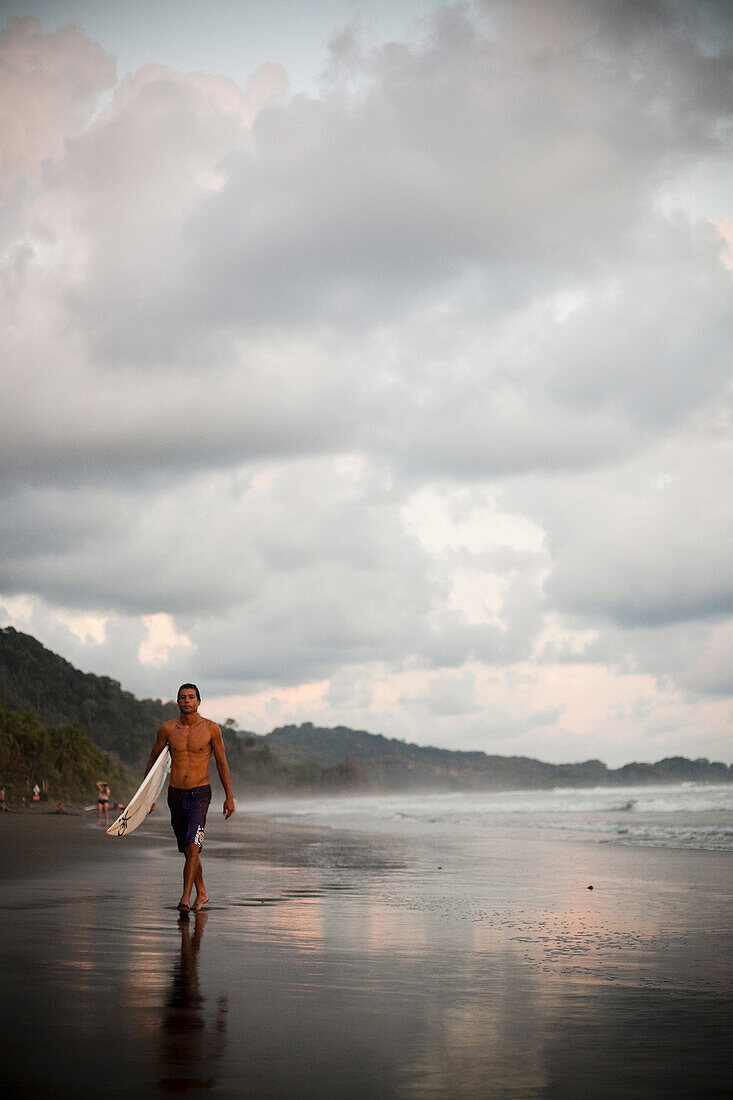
{"left": 193, "top": 854, "right": 208, "bottom": 911}
{"left": 179, "top": 843, "right": 199, "bottom": 911}
{"left": 179, "top": 844, "right": 209, "bottom": 911}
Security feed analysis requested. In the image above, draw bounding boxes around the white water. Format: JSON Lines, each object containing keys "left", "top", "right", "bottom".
{"left": 249, "top": 783, "right": 733, "bottom": 852}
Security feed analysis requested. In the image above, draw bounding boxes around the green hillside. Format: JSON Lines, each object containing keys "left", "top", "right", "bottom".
{"left": 2, "top": 628, "right": 730, "bottom": 797}
{"left": 0, "top": 626, "right": 178, "bottom": 768}
{"left": 221, "top": 731, "right": 371, "bottom": 794}
{"left": 0, "top": 703, "right": 135, "bottom": 805}
{"left": 0, "top": 628, "right": 369, "bottom": 794}
{"left": 266, "top": 723, "right": 732, "bottom": 791}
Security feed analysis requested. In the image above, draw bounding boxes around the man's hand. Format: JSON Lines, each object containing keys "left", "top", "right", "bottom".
{"left": 223, "top": 795, "right": 235, "bottom": 819}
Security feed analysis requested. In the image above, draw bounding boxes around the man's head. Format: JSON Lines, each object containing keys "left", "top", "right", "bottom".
{"left": 177, "top": 683, "right": 201, "bottom": 713}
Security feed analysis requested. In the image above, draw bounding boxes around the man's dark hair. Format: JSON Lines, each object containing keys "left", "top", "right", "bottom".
{"left": 177, "top": 683, "right": 201, "bottom": 701}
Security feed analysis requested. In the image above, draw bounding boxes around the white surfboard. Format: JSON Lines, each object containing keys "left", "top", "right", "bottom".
{"left": 107, "top": 746, "right": 171, "bottom": 837}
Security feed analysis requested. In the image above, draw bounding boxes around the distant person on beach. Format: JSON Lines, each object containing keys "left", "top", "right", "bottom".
{"left": 96, "top": 781, "right": 111, "bottom": 826}
{"left": 32, "top": 784, "right": 40, "bottom": 803}
{"left": 145, "top": 683, "right": 235, "bottom": 913}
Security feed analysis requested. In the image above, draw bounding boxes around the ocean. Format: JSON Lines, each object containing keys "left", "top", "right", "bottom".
{"left": 248, "top": 782, "right": 733, "bottom": 852}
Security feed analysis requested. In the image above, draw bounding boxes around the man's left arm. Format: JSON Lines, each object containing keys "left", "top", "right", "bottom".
{"left": 211, "top": 723, "right": 235, "bottom": 819}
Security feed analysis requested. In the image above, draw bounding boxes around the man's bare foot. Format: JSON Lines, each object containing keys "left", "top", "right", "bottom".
{"left": 193, "top": 890, "right": 209, "bottom": 911}
{"left": 177, "top": 900, "right": 191, "bottom": 913}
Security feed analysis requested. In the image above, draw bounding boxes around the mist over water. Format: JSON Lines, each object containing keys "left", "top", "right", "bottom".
{"left": 246, "top": 783, "right": 733, "bottom": 852}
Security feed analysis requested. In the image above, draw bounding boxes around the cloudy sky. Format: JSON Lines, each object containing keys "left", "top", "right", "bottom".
{"left": 1, "top": 0, "right": 732, "bottom": 766}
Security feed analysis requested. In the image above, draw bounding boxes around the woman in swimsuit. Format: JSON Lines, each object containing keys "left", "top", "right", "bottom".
{"left": 96, "top": 781, "right": 111, "bottom": 826}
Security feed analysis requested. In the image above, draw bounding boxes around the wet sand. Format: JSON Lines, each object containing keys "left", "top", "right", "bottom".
{"left": 1, "top": 807, "right": 731, "bottom": 1097}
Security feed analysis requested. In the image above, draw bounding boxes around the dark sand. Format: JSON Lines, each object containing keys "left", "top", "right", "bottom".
{"left": 1, "top": 806, "right": 731, "bottom": 1097}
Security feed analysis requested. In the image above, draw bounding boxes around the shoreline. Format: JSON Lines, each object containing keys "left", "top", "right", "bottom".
{"left": 3, "top": 803, "right": 731, "bottom": 1097}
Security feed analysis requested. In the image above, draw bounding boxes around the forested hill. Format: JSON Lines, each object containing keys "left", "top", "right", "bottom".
{"left": 0, "top": 624, "right": 372, "bottom": 796}
{"left": 266, "top": 722, "right": 733, "bottom": 791}
{"left": 0, "top": 626, "right": 178, "bottom": 768}
{"left": 0, "top": 628, "right": 373, "bottom": 794}
{"left": 2, "top": 627, "right": 730, "bottom": 794}
{"left": 0, "top": 702, "right": 136, "bottom": 803}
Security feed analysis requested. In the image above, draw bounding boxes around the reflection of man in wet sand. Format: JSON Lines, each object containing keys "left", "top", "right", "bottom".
{"left": 159, "top": 911, "right": 228, "bottom": 1092}
{"left": 146, "top": 684, "right": 235, "bottom": 913}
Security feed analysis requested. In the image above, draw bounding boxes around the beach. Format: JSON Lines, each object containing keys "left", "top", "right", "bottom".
{"left": 1, "top": 791, "right": 731, "bottom": 1098}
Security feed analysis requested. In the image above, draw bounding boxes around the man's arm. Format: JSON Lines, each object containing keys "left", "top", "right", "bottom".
{"left": 211, "top": 723, "right": 235, "bottom": 819}
{"left": 145, "top": 724, "right": 169, "bottom": 776}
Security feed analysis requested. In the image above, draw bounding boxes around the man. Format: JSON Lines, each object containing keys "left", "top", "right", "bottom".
{"left": 146, "top": 683, "right": 235, "bottom": 913}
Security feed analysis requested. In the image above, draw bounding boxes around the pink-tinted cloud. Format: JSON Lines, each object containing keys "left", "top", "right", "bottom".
{"left": 715, "top": 216, "right": 733, "bottom": 269}
{"left": 0, "top": 16, "right": 116, "bottom": 188}
{"left": 109, "top": 58, "right": 287, "bottom": 131}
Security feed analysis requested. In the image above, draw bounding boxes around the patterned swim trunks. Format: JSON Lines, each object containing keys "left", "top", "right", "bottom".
{"left": 167, "top": 784, "right": 212, "bottom": 853}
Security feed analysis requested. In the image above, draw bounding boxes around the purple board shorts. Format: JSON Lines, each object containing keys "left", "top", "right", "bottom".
{"left": 167, "top": 784, "right": 212, "bottom": 853}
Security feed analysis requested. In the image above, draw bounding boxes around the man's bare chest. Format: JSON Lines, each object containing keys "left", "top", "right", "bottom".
{"left": 168, "top": 725, "right": 211, "bottom": 755}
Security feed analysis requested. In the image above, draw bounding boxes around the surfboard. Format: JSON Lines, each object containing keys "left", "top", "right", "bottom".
{"left": 107, "top": 746, "right": 171, "bottom": 837}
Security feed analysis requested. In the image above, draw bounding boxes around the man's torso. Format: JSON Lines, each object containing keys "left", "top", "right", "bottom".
{"left": 164, "top": 717, "right": 216, "bottom": 789}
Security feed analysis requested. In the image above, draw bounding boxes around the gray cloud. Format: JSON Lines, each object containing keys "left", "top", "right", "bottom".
{"left": 410, "top": 670, "right": 482, "bottom": 717}
{"left": 175, "top": 3, "right": 732, "bottom": 338}
{"left": 511, "top": 431, "right": 733, "bottom": 630}
{"left": 1, "top": 2, "right": 732, "bottom": 761}
{"left": 21, "top": 0, "right": 729, "bottom": 364}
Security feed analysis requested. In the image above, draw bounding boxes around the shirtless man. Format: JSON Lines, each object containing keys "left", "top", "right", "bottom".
{"left": 146, "top": 683, "right": 235, "bottom": 913}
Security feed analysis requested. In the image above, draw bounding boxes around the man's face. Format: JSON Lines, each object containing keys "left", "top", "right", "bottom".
{"left": 177, "top": 689, "right": 199, "bottom": 715}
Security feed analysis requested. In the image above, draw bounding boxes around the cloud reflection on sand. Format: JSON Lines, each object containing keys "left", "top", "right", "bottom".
{"left": 1, "top": 811, "right": 730, "bottom": 1096}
